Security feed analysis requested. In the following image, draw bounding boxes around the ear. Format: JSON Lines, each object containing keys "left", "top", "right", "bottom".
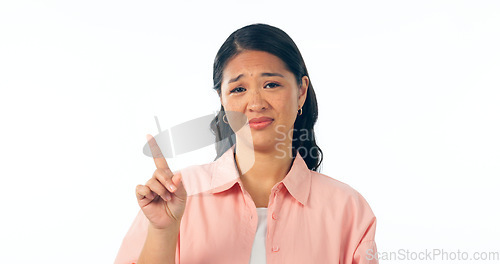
{"left": 298, "top": 76, "right": 309, "bottom": 109}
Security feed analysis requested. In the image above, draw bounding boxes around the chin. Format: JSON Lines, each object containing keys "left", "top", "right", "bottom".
{"left": 252, "top": 138, "right": 281, "bottom": 152}
{"left": 235, "top": 131, "right": 280, "bottom": 151}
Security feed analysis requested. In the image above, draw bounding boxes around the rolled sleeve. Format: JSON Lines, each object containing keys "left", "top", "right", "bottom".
{"left": 114, "top": 210, "right": 149, "bottom": 264}
{"left": 353, "top": 216, "right": 379, "bottom": 264}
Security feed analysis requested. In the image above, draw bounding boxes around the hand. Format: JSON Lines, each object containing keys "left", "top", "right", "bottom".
{"left": 136, "top": 134, "right": 187, "bottom": 229}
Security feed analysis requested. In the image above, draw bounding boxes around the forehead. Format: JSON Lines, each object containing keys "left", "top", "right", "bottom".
{"left": 223, "top": 50, "right": 290, "bottom": 80}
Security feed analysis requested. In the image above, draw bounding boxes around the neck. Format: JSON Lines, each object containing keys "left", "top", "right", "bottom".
{"left": 234, "top": 140, "right": 294, "bottom": 191}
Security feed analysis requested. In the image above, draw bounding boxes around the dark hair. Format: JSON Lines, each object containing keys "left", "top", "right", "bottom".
{"left": 210, "top": 23, "right": 323, "bottom": 172}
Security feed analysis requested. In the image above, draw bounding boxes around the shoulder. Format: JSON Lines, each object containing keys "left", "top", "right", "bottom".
{"left": 309, "top": 170, "right": 359, "bottom": 199}
{"left": 308, "top": 170, "right": 375, "bottom": 215}
{"left": 307, "top": 171, "right": 377, "bottom": 243}
{"left": 307, "top": 171, "right": 378, "bottom": 246}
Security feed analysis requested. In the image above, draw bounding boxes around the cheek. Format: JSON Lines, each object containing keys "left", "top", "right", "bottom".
{"left": 274, "top": 93, "right": 298, "bottom": 114}
{"left": 220, "top": 94, "right": 235, "bottom": 108}
{"left": 274, "top": 104, "right": 297, "bottom": 127}
{"left": 223, "top": 100, "right": 243, "bottom": 111}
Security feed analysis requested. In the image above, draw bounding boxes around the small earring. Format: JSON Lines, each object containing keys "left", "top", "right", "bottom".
{"left": 223, "top": 114, "right": 229, "bottom": 124}
{"left": 298, "top": 108, "right": 303, "bottom": 116}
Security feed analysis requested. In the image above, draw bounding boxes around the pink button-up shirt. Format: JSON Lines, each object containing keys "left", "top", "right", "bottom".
{"left": 115, "top": 146, "right": 379, "bottom": 264}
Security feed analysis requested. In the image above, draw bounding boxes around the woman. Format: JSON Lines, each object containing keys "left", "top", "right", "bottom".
{"left": 115, "top": 23, "right": 379, "bottom": 264}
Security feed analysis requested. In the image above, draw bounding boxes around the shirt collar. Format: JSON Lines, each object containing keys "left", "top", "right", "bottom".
{"left": 208, "top": 145, "right": 312, "bottom": 206}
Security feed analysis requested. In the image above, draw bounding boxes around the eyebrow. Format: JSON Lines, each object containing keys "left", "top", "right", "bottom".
{"left": 228, "top": 72, "right": 284, "bottom": 84}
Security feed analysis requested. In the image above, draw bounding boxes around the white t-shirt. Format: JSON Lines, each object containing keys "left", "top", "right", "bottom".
{"left": 249, "top": 207, "right": 268, "bottom": 264}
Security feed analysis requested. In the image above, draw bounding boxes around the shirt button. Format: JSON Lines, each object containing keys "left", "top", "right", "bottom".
{"left": 272, "top": 245, "right": 280, "bottom": 252}
{"left": 272, "top": 213, "right": 277, "bottom": 220}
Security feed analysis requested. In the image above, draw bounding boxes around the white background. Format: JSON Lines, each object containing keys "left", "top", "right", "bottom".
{"left": 1, "top": 0, "right": 499, "bottom": 263}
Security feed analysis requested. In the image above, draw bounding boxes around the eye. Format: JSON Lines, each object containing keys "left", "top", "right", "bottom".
{"left": 265, "top": 82, "right": 281, "bottom": 89}
{"left": 230, "top": 87, "right": 246, "bottom": 93}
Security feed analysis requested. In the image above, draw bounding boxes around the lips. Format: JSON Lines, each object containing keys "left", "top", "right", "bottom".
{"left": 249, "top": 117, "right": 274, "bottom": 123}
{"left": 248, "top": 116, "right": 274, "bottom": 130}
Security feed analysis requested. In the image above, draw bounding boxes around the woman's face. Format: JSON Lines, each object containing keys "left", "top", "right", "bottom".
{"left": 220, "top": 50, "right": 309, "bottom": 152}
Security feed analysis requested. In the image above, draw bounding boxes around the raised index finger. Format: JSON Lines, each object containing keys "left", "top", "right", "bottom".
{"left": 146, "top": 134, "right": 170, "bottom": 170}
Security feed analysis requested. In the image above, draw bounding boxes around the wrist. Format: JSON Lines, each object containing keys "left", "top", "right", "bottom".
{"left": 149, "top": 221, "right": 181, "bottom": 233}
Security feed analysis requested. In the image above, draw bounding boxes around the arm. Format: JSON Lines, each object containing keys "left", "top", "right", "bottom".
{"left": 135, "top": 134, "right": 186, "bottom": 263}
{"left": 137, "top": 222, "right": 181, "bottom": 264}
{"left": 114, "top": 210, "right": 148, "bottom": 264}
{"left": 115, "top": 134, "right": 186, "bottom": 264}
{"left": 350, "top": 189, "right": 378, "bottom": 264}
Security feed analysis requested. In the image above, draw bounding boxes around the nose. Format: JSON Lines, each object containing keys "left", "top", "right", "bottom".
{"left": 248, "top": 90, "right": 269, "bottom": 112}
